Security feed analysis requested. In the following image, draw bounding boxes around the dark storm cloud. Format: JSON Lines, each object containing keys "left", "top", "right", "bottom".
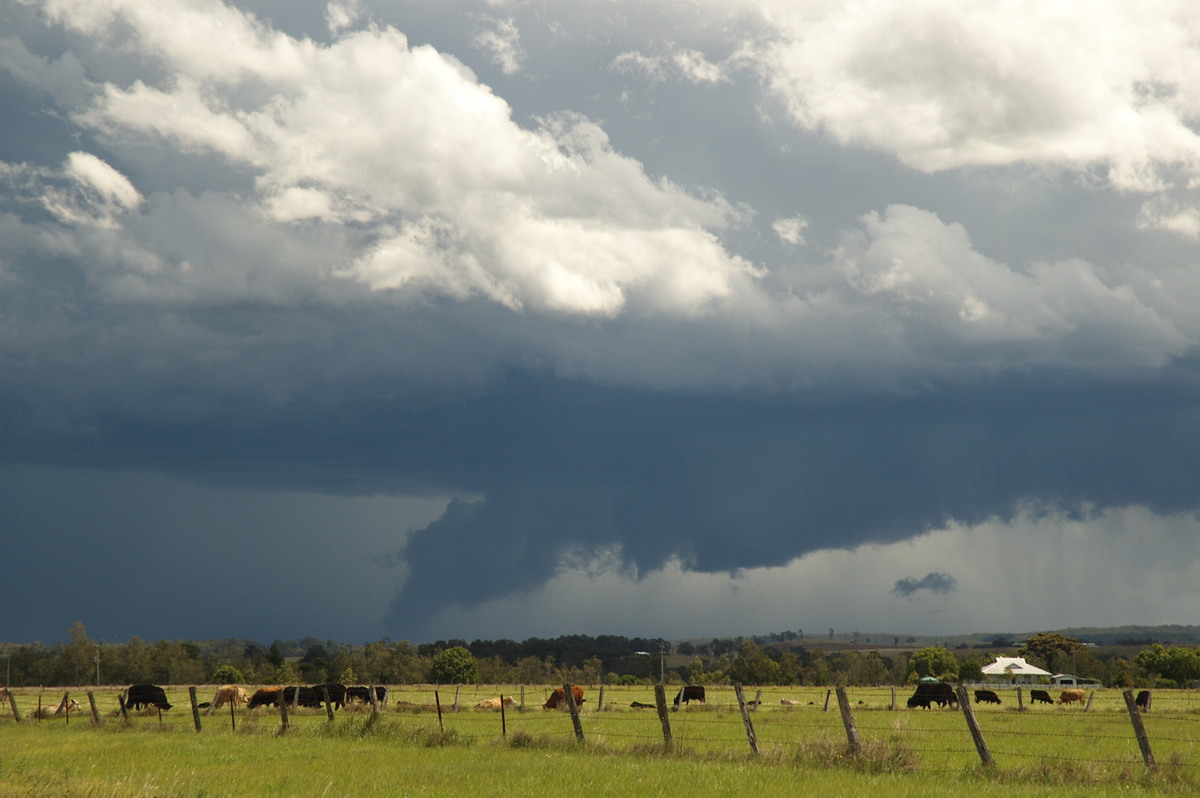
{"left": 893, "top": 572, "right": 958, "bottom": 598}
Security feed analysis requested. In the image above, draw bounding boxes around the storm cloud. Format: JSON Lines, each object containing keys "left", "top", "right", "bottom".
{"left": 4, "top": 0, "right": 1200, "bottom": 644}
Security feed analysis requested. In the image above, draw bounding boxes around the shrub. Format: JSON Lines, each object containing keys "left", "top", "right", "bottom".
{"left": 211, "top": 664, "right": 245, "bottom": 684}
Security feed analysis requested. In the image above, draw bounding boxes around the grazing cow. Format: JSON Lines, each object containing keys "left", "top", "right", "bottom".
{"left": 543, "top": 685, "right": 586, "bottom": 710}
{"left": 1030, "top": 689, "right": 1053, "bottom": 705}
{"left": 345, "top": 685, "right": 387, "bottom": 706}
{"left": 126, "top": 684, "right": 172, "bottom": 711}
{"left": 1059, "top": 689, "right": 1086, "bottom": 706}
{"left": 629, "top": 701, "right": 656, "bottom": 709}
{"left": 474, "top": 696, "right": 516, "bottom": 710}
{"left": 974, "top": 690, "right": 1002, "bottom": 705}
{"left": 673, "top": 685, "right": 706, "bottom": 706}
{"left": 247, "top": 687, "right": 284, "bottom": 709}
{"left": 212, "top": 685, "right": 250, "bottom": 710}
{"left": 282, "top": 686, "right": 321, "bottom": 708}
{"left": 1135, "top": 690, "right": 1151, "bottom": 712}
{"left": 908, "top": 682, "right": 956, "bottom": 709}
{"left": 312, "top": 684, "right": 347, "bottom": 710}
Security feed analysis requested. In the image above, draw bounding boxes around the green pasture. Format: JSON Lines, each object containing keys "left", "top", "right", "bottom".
{"left": 2, "top": 685, "right": 1199, "bottom": 796}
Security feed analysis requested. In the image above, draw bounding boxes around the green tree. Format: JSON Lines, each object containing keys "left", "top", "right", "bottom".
{"left": 1018, "top": 632, "right": 1086, "bottom": 667}
{"left": 1135, "top": 644, "right": 1200, "bottom": 685}
{"left": 431, "top": 646, "right": 478, "bottom": 684}
{"left": 211, "top": 664, "right": 245, "bottom": 684}
{"left": 958, "top": 659, "right": 983, "bottom": 683}
{"left": 909, "top": 646, "right": 958, "bottom": 680}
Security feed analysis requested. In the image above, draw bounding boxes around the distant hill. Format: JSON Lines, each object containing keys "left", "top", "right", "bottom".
{"left": 728, "top": 625, "right": 1200, "bottom": 652}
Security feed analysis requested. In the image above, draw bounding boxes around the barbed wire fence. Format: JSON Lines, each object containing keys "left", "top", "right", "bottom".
{"left": 3, "top": 682, "right": 1198, "bottom": 781}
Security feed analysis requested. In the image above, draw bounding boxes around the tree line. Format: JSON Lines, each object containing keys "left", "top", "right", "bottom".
{"left": 3, "top": 624, "right": 1196, "bottom": 689}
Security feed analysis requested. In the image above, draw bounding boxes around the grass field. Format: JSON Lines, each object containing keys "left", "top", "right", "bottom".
{"left": 2, "top": 685, "right": 1198, "bottom": 796}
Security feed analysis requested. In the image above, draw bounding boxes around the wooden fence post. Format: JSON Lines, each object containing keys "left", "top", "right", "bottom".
{"left": 230, "top": 694, "right": 236, "bottom": 732}
{"left": 36, "top": 695, "right": 41, "bottom": 723}
{"left": 834, "top": 687, "right": 861, "bottom": 755}
{"left": 733, "top": 683, "right": 759, "bottom": 756}
{"left": 890, "top": 686, "right": 896, "bottom": 711}
{"left": 277, "top": 690, "right": 289, "bottom": 732}
{"left": 322, "top": 687, "right": 334, "bottom": 721}
{"left": 519, "top": 685, "right": 525, "bottom": 711}
{"left": 823, "top": 689, "right": 831, "bottom": 712}
{"left": 563, "top": 683, "right": 584, "bottom": 743}
{"left": 117, "top": 693, "right": 127, "bottom": 721}
{"left": 188, "top": 687, "right": 202, "bottom": 732}
{"left": 61, "top": 692, "right": 70, "bottom": 725}
{"left": 1017, "top": 686, "right": 1024, "bottom": 712}
{"left": 597, "top": 684, "right": 605, "bottom": 712}
{"left": 500, "top": 695, "right": 507, "bottom": 738}
{"left": 653, "top": 684, "right": 673, "bottom": 750}
{"left": 956, "top": 686, "right": 994, "bottom": 768}
{"left": 1123, "top": 689, "right": 1156, "bottom": 771}
{"left": 6, "top": 690, "right": 21, "bottom": 722}
{"left": 87, "top": 691, "right": 101, "bottom": 726}
{"left": 368, "top": 685, "right": 380, "bottom": 715}
{"left": 1085, "top": 690, "right": 1096, "bottom": 712}
{"left": 434, "top": 690, "right": 444, "bottom": 733}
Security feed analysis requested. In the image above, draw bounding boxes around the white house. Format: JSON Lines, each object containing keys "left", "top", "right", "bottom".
{"left": 981, "top": 656, "right": 1052, "bottom": 683}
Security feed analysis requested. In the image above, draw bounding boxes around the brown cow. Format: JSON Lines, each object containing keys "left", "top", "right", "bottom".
{"left": 247, "top": 686, "right": 284, "bottom": 709}
{"left": 474, "top": 696, "right": 516, "bottom": 710}
{"left": 1058, "top": 688, "right": 1086, "bottom": 706}
{"left": 543, "top": 685, "right": 585, "bottom": 709}
{"left": 212, "top": 685, "right": 249, "bottom": 710}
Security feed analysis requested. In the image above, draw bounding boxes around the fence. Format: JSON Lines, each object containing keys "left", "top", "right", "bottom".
{"left": 3, "top": 683, "right": 1199, "bottom": 779}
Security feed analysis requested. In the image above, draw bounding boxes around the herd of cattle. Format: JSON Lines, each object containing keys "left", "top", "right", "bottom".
{"left": 6, "top": 683, "right": 1156, "bottom": 716}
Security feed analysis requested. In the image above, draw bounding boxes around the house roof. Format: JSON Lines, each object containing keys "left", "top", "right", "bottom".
{"left": 981, "top": 656, "right": 1052, "bottom": 676}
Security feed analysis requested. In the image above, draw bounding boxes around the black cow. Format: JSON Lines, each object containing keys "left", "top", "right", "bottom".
{"left": 1029, "top": 689, "right": 1053, "bottom": 704}
{"left": 313, "top": 683, "right": 347, "bottom": 710}
{"left": 630, "top": 701, "right": 656, "bottom": 709}
{"left": 282, "top": 686, "right": 321, "bottom": 708}
{"left": 909, "top": 682, "right": 957, "bottom": 709}
{"left": 974, "top": 689, "right": 1001, "bottom": 705}
{"left": 674, "top": 686, "right": 706, "bottom": 706}
{"left": 345, "top": 685, "right": 387, "bottom": 706}
{"left": 1135, "top": 690, "right": 1151, "bottom": 712}
{"left": 126, "top": 684, "right": 172, "bottom": 711}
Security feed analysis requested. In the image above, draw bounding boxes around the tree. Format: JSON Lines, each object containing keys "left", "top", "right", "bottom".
{"left": 1135, "top": 644, "right": 1200, "bottom": 685}
{"left": 212, "top": 664, "right": 245, "bottom": 684}
{"left": 909, "top": 646, "right": 958, "bottom": 680}
{"left": 431, "top": 646, "right": 478, "bottom": 684}
{"left": 1018, "top": 632, "right": 1086, "bottom": 667}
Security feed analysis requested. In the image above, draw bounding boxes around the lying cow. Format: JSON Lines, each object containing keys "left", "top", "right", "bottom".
{"left": 1059, "top": 688, "right": 1086, "bottom": 706}
{"left": 474, "top": 696, "right": 516, "bottom": 710}
{"left": 674, "top": 685, "right": 706, "bottom": 706}
{"left": 543, "top": 685, "right": 585, "bottom": 710}
{"left": 125, "top": 684, "right": 172, "bottom": 711}
{"left": 974, "top": 689, "right": 1001, "bottom": 705}
{"left": 212, "top": 685, "right": 249, "bottom": 710}
{"left": 1029, "top": 689, "right": 1053, "bottom": 705}
{"left": 629, "top": 701, "right": 656, "bottom": 709}
{"left": 1135, "top": 690, "right": 1151, "bottom": 712}
{"left": 780, "top": 699, "right": 803, "bottom": 706}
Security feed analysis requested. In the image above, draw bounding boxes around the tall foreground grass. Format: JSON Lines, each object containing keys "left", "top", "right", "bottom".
{"left": 2, "top": 685, "right": 1198, "bottom": 796}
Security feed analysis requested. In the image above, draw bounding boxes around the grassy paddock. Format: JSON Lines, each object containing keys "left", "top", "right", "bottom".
{"left": 2, "top": 684, "right": 1198, "bottom": 795}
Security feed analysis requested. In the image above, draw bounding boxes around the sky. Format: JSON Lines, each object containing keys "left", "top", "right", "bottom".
{"left": 3, "top": 0, "right": 1200, "bottom": 647}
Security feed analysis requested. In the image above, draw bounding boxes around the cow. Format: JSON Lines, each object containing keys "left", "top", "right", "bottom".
{"left": 1030, "top": 689, "right": 1053, "bottom": 705}
{"left": 1059, "top": 689, "right": 1086, "bottom": 706}
{"left": 212, "top": 685, "right": 249, "bottom": 710}
{"left": 1135, "top": 690, "right": 1151, "bottom": 712}
{"left": 312, "top": 684, "right": 347, "bottom": 710}
{"left": 30, "top": 698, "right": 82, "bottom": 718}
{"left": 673, "top": 685, "right": 706, "bottom": 706}
{"left": 908, "top": 682, "right": 957, "bottom": 709}
{"left": 125, "top": 684, "right": 172, "bottom": 711}
{"left": 474, "top": 696, "right": 516, "bottom": 710}
{"left": 543, "top": 685, "right": 586, "bottom": 710}
{"left": 629, "top": 701, "right": 656, "bottom": 709}
{"left": 974, "top": 689, "right": 1001, "bottom": 705}
{"left": 247, "top": 687, "right": 284, "bottom": 709}
{"left": 780, "top": 699, "right": 803, "bottom": 706}
{"left": 282, "top": 686, "right": 321, "bottom": 708}
{"left": 345, "top": 686, "right": 387, "bottom": 706}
